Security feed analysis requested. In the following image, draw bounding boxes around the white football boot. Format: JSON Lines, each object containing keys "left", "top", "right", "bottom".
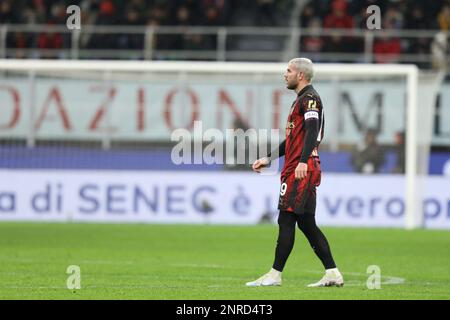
{"left": 246, "top": 268, "right": 282, "bottom": 287}
{"left": 307, "top": 268, "right": 344, "bottom": 287}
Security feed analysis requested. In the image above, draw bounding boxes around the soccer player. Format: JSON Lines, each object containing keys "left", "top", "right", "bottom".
{"left": 246, "top": 58, "right": 344, "bottom": 287}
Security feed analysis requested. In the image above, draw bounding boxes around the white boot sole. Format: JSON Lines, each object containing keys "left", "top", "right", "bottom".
{"left": 308, "top": 281, "right": 344, "bottom": 288}
{"left": 246, "top": 281, "right": 281, "bottom": 287}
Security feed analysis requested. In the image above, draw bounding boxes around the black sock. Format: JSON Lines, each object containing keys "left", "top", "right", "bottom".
{"left": 272, "top": 211, "right": 297, "bottom": 272}
{"left": 296, "top": 214, "right": 337, "bottom": 269}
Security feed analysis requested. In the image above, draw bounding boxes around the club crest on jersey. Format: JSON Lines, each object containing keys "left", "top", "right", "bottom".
{"left": 286, "top": 121, "right": 295, "bottom": 136}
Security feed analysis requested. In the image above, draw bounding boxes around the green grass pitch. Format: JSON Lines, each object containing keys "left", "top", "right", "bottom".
{"left": 0, "top": 222, "right": 449, "bottom": 300}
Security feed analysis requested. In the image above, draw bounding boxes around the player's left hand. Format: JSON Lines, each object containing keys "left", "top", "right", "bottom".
{"left": 295, "top": 162, "right": 308, "bottom": 180}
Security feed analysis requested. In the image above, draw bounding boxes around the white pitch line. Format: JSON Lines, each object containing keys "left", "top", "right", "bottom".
{"left": 76, "top": 260, "right": 134, "bottom": 265}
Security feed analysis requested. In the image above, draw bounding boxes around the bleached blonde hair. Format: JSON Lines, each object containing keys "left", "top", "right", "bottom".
{"left": 289, "top": 58, "right": 314, "bottom": 81}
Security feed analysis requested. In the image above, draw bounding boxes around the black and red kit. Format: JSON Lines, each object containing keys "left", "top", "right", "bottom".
{"left": 269, "top": 84, "right": 324, "bottom": 215}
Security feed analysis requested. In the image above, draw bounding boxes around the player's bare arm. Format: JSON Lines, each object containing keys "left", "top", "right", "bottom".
{"left": 252, "top": 139, "right": 286, "bottom": 173}
{"left": 252, "top": 157, "right": 270, "bottom": 173}
{"left": 294, "top": 162, "right": 308, "bottom": 180}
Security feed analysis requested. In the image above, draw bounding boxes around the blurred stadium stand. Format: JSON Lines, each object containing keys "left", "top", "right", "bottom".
{"left": 0, "top": 0, "right": 449, "bottom": 176}
{"left": 0, "top": 0, "right": 448, "bottom": 67}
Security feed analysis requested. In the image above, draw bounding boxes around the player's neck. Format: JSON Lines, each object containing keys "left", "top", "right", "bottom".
{"left": 295, "top": 82, "right": 311, "bottom": 95}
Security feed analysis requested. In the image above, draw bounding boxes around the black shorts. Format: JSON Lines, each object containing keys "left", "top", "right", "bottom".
{"left": 277, "top": 157, "right": 321, "bottom": 215}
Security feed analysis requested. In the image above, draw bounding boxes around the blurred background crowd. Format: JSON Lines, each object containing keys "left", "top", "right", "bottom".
{"left": 0, "top": 0, "right": 449, "bottom": 67}
{"left": 1, "top": 0, "right": 449, "bottom": 29}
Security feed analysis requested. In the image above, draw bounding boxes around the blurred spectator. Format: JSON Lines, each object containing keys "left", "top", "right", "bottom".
{"left": 37, "top": 31, "right": 63, "bottom": 49}
{"left": 171, "top": 6, "right": 198, "bottom": 51}
{"left": 431, "top": 31, "right": 448, "bottom": 70}
{"left": 33, "top": 0, "right": 48, "bottom": 24}
{"left": 323, "top": 0, "right": 357, "bottom": 55}
{"left": 0, "top": 0, "right": 16, "bottom": 23}
{"left": 392, "top": 131, "right": 405, "bottom": 174}
{"left": 37, "top": 27, "right": 63, "bottom": 57}
{"left": 19, "top": 6, "right": 37, "bottom": 24}
{"left": 117, "top": 9, "right": 144, "bottom": 50}
{"left": 205, "top": 0, "right": 230, "bottom": 25}
{"left": 254, "top": 0, "right": 276, "bottom": 27}
{"left": 300, "top": 4, "right": 316, "bottom": 28}
{"left": 225, "top": 117, "right": 252, "bottom": 171}
{"left": 438, "top": 4, "right": 450, "bottom": 31}
{"left": 204, "top": 6, "right": 222, "bottom": 26}
{"left": 384, "top": 5, "right": 404, "bottom": 30}
{"left": 374, "top": 5, "right": 404, "bottom": 65}
{"left": 353, "top": 5, "right": 371, "bottom": 29}
{"left": 301, "top": 18, "right": 325, "bottom": 59}
{"left": 351, "top": 128, "right": 385, "bottom": 174}
{"left": 405, "top": 4, "right": 428, "bottom": 29}
{"left": 127, "top": 0, "right": 146, "bottom": 18}
{"left": 373, "top": 32, "right": 401, "bottom": 64}
{"left": 323, "top": 0, "right": 354, "bottom": 29}
{"left": 146, "top": 3, "right": 170, "bottom": 25}
{"left": 175, "top": 6, "right": 193, "bottom": 26}
{"left": 98, "top": 0, "right": 117, "bottom": 24}
{"left": 49, "top": 2, "right": 67, "bottom": 25}
{"left": 402, "top": 3, "right": 434, "bottom": 68}
{"left": 6, "top": 32, "right": 29, "bottom": 58}
{"left": 409, "top": 37, "right": 432, "bottom": 69}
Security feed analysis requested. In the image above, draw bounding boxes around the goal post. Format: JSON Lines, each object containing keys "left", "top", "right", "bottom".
{"left": 405, "top": 66, "right": 420, "bottom": 229}
{"left": 0, "top": 59, "right": 441, "bottom": 229}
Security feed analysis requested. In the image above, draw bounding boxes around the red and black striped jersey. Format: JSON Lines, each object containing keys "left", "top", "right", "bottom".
{"left": 281, "top": 84, "right": 324, "bottom": 180}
